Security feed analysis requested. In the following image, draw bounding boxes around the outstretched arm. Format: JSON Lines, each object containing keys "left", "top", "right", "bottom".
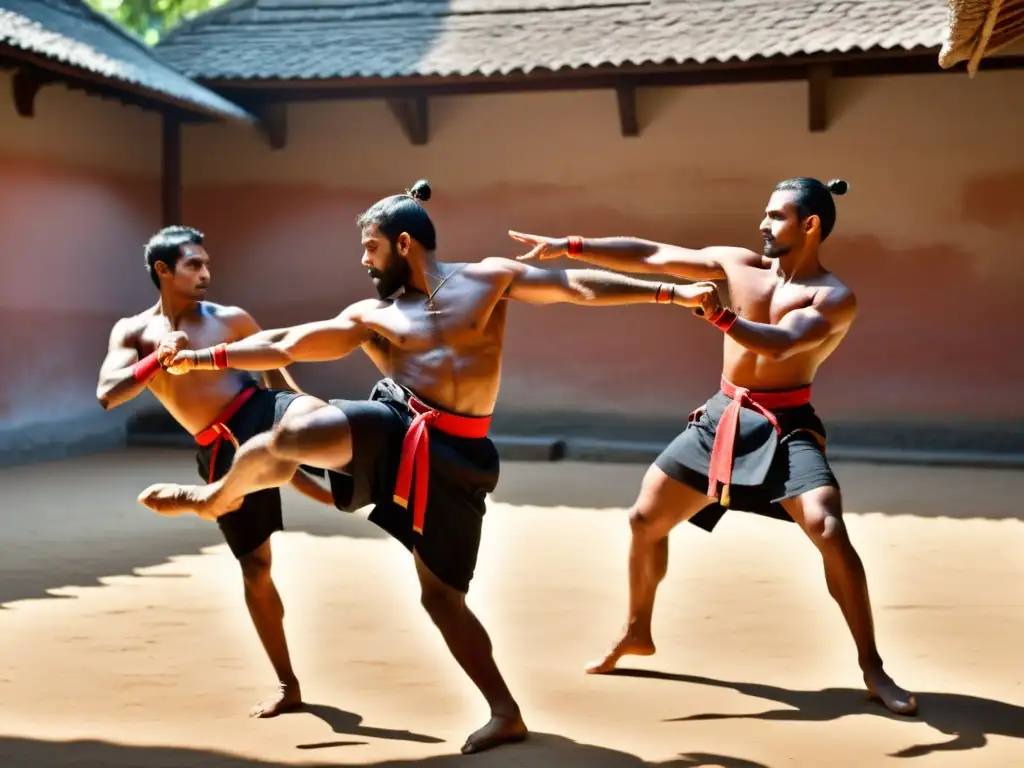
{"left": 96, "top": 321, "right": 186, "bottom": 410}
{"left": 710, "top": 288, "right": 857, "bottom": 361}
{"left": 509, "top": 230, "right": 758, "bottom": 281}
{"left": 168, "top": 301, "right": 378, "bottom": 374}
{"left": 221, "top": 307, "right": 306, "bottom": 392}
{"left": 487, "top": 257, "right": 717, "bottom": 310}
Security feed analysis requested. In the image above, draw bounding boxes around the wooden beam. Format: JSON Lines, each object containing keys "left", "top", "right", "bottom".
{"left": 386, "top": 96, "right": 428, "bottom": 145}
{"left": 807, "top": 63, "right": 831, "bottom": 132}
{"left": 256, "top": 102, "right": 287, "bottom": 149}
{"left": 615, "top": 84, "right": 639, "bottom": 137}
{"left": 11, "top": 68, "right": 51, "bottom": 117}
{"left": 161, "top": 115, "right": 182, "bottom": 227}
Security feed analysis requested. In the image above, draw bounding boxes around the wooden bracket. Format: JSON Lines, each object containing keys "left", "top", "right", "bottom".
{"left": 807, "top": 63, "right": 831, "bottom": 133}
{"left": 616, "top": 84, "right": 639, "bottom": 137}
{"left": 387, "top": 96, "right": 429, "bottom": 145}
{"left": 11, "top": 69, "right": 52, "bottom": 118}
{"left": 256, "top": 102, "right": 287, "bottom": 150}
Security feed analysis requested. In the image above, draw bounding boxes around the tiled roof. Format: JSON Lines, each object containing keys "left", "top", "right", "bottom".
{"left": 0, "top": 0, "right": 253, "bottom": 121}
{"left": 157, "top": 0, "right": 948, "bottom": 81}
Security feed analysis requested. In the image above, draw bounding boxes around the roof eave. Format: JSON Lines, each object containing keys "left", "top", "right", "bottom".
{"left": 0, "top": 43, "right": 258, "bottom": 125}
{"left": 190, "top": 45, "right": 981, "bottom": 96}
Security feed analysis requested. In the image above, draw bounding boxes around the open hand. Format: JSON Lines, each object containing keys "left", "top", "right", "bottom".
{"left": 508, "top": 231, "right": 568, "bottom": 261}
{"left": 156, "top": 331, "right": 189, "bottom": 367}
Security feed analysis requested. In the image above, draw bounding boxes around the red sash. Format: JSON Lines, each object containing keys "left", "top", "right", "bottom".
{"left": 392, "top": 397, "right": 492, "bottom": 534}
{"left": 194, "top": 385, "right": 257, "bottom": 483}
{"left": 706, "top": 376, "right": 811, "bottom": 506}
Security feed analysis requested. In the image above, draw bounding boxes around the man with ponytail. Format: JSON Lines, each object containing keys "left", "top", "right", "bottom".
{"left": 511, "top": 177, "right": 917, "bottom": 717}
{"left": 137, "top": 179, "right": 718, "bottom": 753}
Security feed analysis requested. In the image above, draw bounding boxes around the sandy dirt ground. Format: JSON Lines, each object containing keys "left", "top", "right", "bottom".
{"left": 1, "top": 448, "right": 1023, "bottom": 768}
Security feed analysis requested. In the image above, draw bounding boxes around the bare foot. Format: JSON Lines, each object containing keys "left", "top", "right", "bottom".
{"left": 585, "top": 628, "right": 656, "bottom": 674}
{"left": 138, "top": 483, "right": 223, "bottom": 520}
{"left": 864, "top": 667, "right": 917, "bottom": 716}
{"left": 461, "top": 713, "right": 528, "bottom": 754}
{"left": 249, "top": 680, "right": 303, "bottom": 718}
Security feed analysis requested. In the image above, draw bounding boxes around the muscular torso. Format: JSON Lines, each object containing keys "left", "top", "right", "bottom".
{"left": 353, "top": 263, "right": 509, "bottom": 417}
{"left": 128, "top": 303, "right": 258, "bottom": 434}
{"left": 721, "top": 256, "right": 850, "bottom": 391}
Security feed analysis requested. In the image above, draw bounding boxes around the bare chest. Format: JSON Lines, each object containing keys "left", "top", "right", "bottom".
{"left": 728, "top": 271, "right": 819, "bottom": 324}
{"left": 368, "top": 286, "right": 504, "bottom": 351}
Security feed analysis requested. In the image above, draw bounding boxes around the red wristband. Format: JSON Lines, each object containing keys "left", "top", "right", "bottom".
{"left": 708, "top": 308, "right": 738, "bottom": 332}
{"left": 567, "top": 236, "right": 583, "bottom": 255}
{"left": 131, "top": 351, "right": 162, "bottom": 383}
{"left": 132, "top": 350, "right": 163, "bottom": 382}
{"left": 211, "top": 343, "right": 229, "bottom": 370}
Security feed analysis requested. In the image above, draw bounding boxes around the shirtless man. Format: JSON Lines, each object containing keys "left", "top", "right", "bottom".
{"left": 136, "top": 180, "right": 717, "bottom": 753}
{"left": 96, "top": 225, "right": 332, "bottom": 717}
{"left": 509, "top": 177, "right": 917, "bottom": 716}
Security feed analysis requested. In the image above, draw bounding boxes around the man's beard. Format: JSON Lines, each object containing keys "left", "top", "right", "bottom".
{"left": 369, "top": 257, "right": 410, "bottom": 299}
{"left": 763, "top": 237, "right": 791, "bottom": 258}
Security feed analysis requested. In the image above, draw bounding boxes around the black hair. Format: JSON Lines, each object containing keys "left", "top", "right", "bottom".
{"left": 143, "top": 225, "right": 203, "bottom": 289}
{"left": 356, "top": 179, "right": 436, "bottom": 251}
{"left": 774, "top": 178, "right": 849, "bottom": 241}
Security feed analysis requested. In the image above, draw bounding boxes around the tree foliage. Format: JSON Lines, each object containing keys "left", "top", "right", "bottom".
{"left": 86, "top": 0, "right": 229, "bottom": 45}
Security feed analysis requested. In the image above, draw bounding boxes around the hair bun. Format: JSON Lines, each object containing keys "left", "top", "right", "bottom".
{"left": 826, "top": 179, "right": 849, "bottom": 196}
{"left": 408, "top": 179, "right": 432, "bottom": 202}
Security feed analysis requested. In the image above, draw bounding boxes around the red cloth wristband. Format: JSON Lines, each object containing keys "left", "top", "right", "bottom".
{"left": 567, "top": 236, "right": 583, "bottom": 255}
{"left": 708, "top": 308, "right": 738, "bottom": 331}
{"left": 211, "top": 343, "right": 229, "bottom": 370}
{"left": 131, "top": 351, "right": 162, "bottom": 383}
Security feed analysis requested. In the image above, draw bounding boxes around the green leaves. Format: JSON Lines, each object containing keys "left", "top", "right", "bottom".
{"left": 86, "top": 0, "right": 230, "bottom": 44}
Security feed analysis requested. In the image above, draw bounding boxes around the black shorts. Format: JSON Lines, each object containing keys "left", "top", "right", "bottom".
{"left": 325, "top": 379, "right": 500, "bottom": 594}
{"left": 195, "top": 387, "right": 302, "bottom": 559}
{"left": 655, "top": 390, "right": 839, "bottom": 533}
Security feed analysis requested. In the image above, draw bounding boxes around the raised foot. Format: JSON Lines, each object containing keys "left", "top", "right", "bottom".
{"left": 249, "top": 681, "right": 303, "bottom": 718}
{"left": 461, "top": 714, "right": 528, "bottom": 755}
{"left": 585, "top": 631, "right": 656, "bottom": 675}
{"left": 864, "top": 668, "right": 917, "bottom": 716}
{"left": 138, "top": 483, "right": 219, "bottom": 519}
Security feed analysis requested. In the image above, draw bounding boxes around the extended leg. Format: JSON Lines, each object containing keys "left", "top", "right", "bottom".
{"left": 587, "top": 463, "right": 713, "bottom": 674}
{"left": 139, "top": 396, "right": 352, "bottom": 517}
{"left": 781, "top": 486, "right": 916, "bottom": 715}
{"left": 414, "top": 553, "right": 527, "bottom": 755}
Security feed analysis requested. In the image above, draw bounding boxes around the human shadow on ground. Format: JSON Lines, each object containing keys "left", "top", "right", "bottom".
{"left": 294, "top": 703, "right": 445, "bottom": 749}
{"left": 0, "top": 449, "right": 385, "bottom": 606}
{"left": 0, "top": 733, "right": 776, "bottom": 767}
{"left": 610, "top": 668, "right": 1024, "bottom": 759}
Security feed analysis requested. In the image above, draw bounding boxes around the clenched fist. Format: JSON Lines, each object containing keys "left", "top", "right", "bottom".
{"left": 156, "top": 331, "right": 189, "bottom": 367}
{"left": 164, "top": 349, "right": 198, "bottom": 376}
{"left": 674, "top": 281, "right": 722, "bottom": 317}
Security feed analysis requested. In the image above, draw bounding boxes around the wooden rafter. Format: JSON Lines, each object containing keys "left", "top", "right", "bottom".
{"left": 386, "top": 95, "right": 429, "bottom": 145}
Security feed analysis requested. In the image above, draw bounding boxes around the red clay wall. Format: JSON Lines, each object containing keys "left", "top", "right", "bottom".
{"left": 179, "top": 72, "right": 1024, "bottom": 445}
{"left": 0, "top": 74, "right": 162, "bottom": 460}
